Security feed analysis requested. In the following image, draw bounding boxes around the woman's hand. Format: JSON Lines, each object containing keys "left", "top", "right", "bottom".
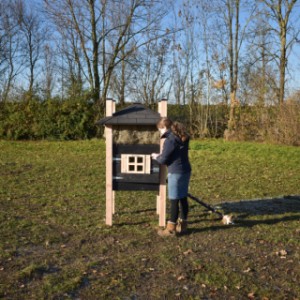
{"left": 151, "top": 153, "right": 159, "bottom": 160}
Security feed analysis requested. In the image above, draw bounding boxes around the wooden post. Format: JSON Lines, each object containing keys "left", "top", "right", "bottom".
{"left": 158, "top": 99, "right": 167, "bottom": 227}
{"left": 112, "top": 191, "right": 115, "bottom": 215}
{"left": 105, "top": 99, "right": 115, "bottom": 225}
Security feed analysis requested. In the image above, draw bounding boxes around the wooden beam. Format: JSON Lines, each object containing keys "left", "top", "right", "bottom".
{"left": 112, "top": 191, "right": 115, "bottom": 215}
{"left": 105, "top": 124, "right": 113, "bottom": 225}
{"left": 105, "top": 99, "right": 115, "bottom": 226}
{"left": 158, "top": 99, "right": 168, "bottom": 227}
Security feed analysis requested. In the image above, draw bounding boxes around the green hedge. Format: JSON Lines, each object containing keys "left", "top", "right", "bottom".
{"left": 0, "top": 101, "right": 227, "bottom": 140}
{"left": 0, "top": 99, "right": 299, "bottom": 145}
{"left": 0, "top": 99, "right": 99, "bottom": 140}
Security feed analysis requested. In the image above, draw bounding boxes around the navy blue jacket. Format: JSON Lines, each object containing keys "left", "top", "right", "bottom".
{"left": 156, "top": 130, "right": 191, "bottom": 174}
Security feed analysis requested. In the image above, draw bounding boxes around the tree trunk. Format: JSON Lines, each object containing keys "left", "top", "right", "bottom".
{"left": 279, "top": 25, "right": 286, "bottom": 105}
{"left": 89, "top": 0, "right": 100, "bottom": 103}
{"left": 226, "top": 0, "right": 240, "bottom": 134}
{"left": 29, "top": 39, "right": 34, "bottom": 96}
{"left": 119, "top": 48, "right": 126, "bottom": 106}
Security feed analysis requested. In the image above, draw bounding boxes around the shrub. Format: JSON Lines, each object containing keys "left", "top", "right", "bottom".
{"left": 0, "top": 98, "right": 299, "bottom": 145}
{"left": 0, "top": 98, "right": 98, "bottom": 140}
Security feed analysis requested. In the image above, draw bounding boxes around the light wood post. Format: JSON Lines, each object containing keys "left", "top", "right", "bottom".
{"left": 157, "top": 99, "right": 167, "bottom": 227}
{"left": 105, "top": 99, "right": 115, "bottom": 225}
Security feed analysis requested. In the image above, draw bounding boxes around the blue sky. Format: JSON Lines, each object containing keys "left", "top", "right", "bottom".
{"left": 15, "top": 0, "right": 300, "bottom": 96}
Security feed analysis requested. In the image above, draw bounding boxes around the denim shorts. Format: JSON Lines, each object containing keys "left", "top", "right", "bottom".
{"left": 168, "top": 172, "right": 191, "bottom": 200}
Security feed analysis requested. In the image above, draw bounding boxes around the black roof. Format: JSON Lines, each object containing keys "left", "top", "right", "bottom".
{"left": 97, "top": 103, "right": 161, "bottom": 125}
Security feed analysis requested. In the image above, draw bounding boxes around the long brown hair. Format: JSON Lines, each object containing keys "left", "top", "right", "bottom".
{"left": 171, "top": 121, "right": 189, "bottom": 142}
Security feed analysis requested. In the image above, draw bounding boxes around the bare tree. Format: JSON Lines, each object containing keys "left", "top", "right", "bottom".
{"left": 170, "top": 10, "right": 188, "bottom": 105}
{"left": 49, "top": 11, "right": 85, "bottom": 99}
{"left": 213, "top": 0, "right": 256, "bottom": 138}
{"left": 260, "top": 0, "right": 299, "bottom": 105}
{"left": 129, "top": 37, "right": 171, "bottom": 105}
{"left": 0, "top": 0, "right": 24, "bottom": 101}
{"left": 170, "top": 2, "right": 198, "bottom": 107}
{"left": 44, "top": 0, "right": 98, "bottom": 100}
{"left": 100, "top": 0, "right": 172, "bottom": 107}
{"left": 61, "top": 28, "right": 84, "bottom": 98}
{"left": 109, "top": 42, "right": 135, "bottom": 105}
{"left": 223, "top": 0, "right": 241, "bottom": 134}
{"left": 0, "top": 1, "right": 6, "bottom": 79}
{"left": 17, "top": 0, "right": 46, "bottom": 97}
{"left": 241, "top": 9, "right": 277, "bottom": 106}
{"left": 44, "top": 0, "right": 173, "bottom": 111}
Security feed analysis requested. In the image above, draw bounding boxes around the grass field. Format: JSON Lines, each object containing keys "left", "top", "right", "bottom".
{"left": 0, "top": 139, "right": 299, "bottom": 299}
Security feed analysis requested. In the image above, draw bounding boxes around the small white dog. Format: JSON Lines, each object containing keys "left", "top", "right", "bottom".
{"left": 222, "top": 214, "right": 234, "bottom": 225}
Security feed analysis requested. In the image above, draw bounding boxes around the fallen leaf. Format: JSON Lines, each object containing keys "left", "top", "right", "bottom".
{"left": 177, "top": 275, "right": 185, "bottom": 281}
{"left": 248, "top": 292, "right": 255, "bottom": 299}
{"left": 243, "top": 267, "right": 251, "bottom": 273}
{"left": 275, "top": 249, "right": 288, "bottom": 258}
{"left": 183, "top": 249, "right": 193, "bottom": 255}
{"left": 279, "top": 249, "right": 287, "bottom": 256}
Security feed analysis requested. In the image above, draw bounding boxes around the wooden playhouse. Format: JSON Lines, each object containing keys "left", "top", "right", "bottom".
{"left": 98, "top": 99, "right": 168, "bottom": 226}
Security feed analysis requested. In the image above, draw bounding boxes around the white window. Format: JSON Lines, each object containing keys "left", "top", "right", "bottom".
{"left": 121, "top": 154, "right": 151, "bottom": 174}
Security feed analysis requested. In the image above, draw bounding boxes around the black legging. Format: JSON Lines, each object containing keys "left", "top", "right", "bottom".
{"left": 170, "top": 197, "right": 189, "bottom": 223}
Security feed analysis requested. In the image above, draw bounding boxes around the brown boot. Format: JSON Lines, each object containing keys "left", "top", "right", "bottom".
{"left": 157, "top": 221, "right": 176, "bottom": 237}
{"left": 176, "top": 219, "right": 188, "bottom": 234}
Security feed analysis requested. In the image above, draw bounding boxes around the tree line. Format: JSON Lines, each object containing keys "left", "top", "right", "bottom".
{"left": 0, "top": 0, "right": 299, "bottom": 144}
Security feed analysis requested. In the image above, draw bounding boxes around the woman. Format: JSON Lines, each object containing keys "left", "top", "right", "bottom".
{"left": 151, "top": 117, "right": 191, "bottom": 236}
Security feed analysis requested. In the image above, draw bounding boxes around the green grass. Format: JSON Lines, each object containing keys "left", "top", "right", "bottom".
{"left": 189, "top": 139, "right": 300, "bottom": 201}
{"left": 0, "top": 139, "right": 299, "bottom": 299}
